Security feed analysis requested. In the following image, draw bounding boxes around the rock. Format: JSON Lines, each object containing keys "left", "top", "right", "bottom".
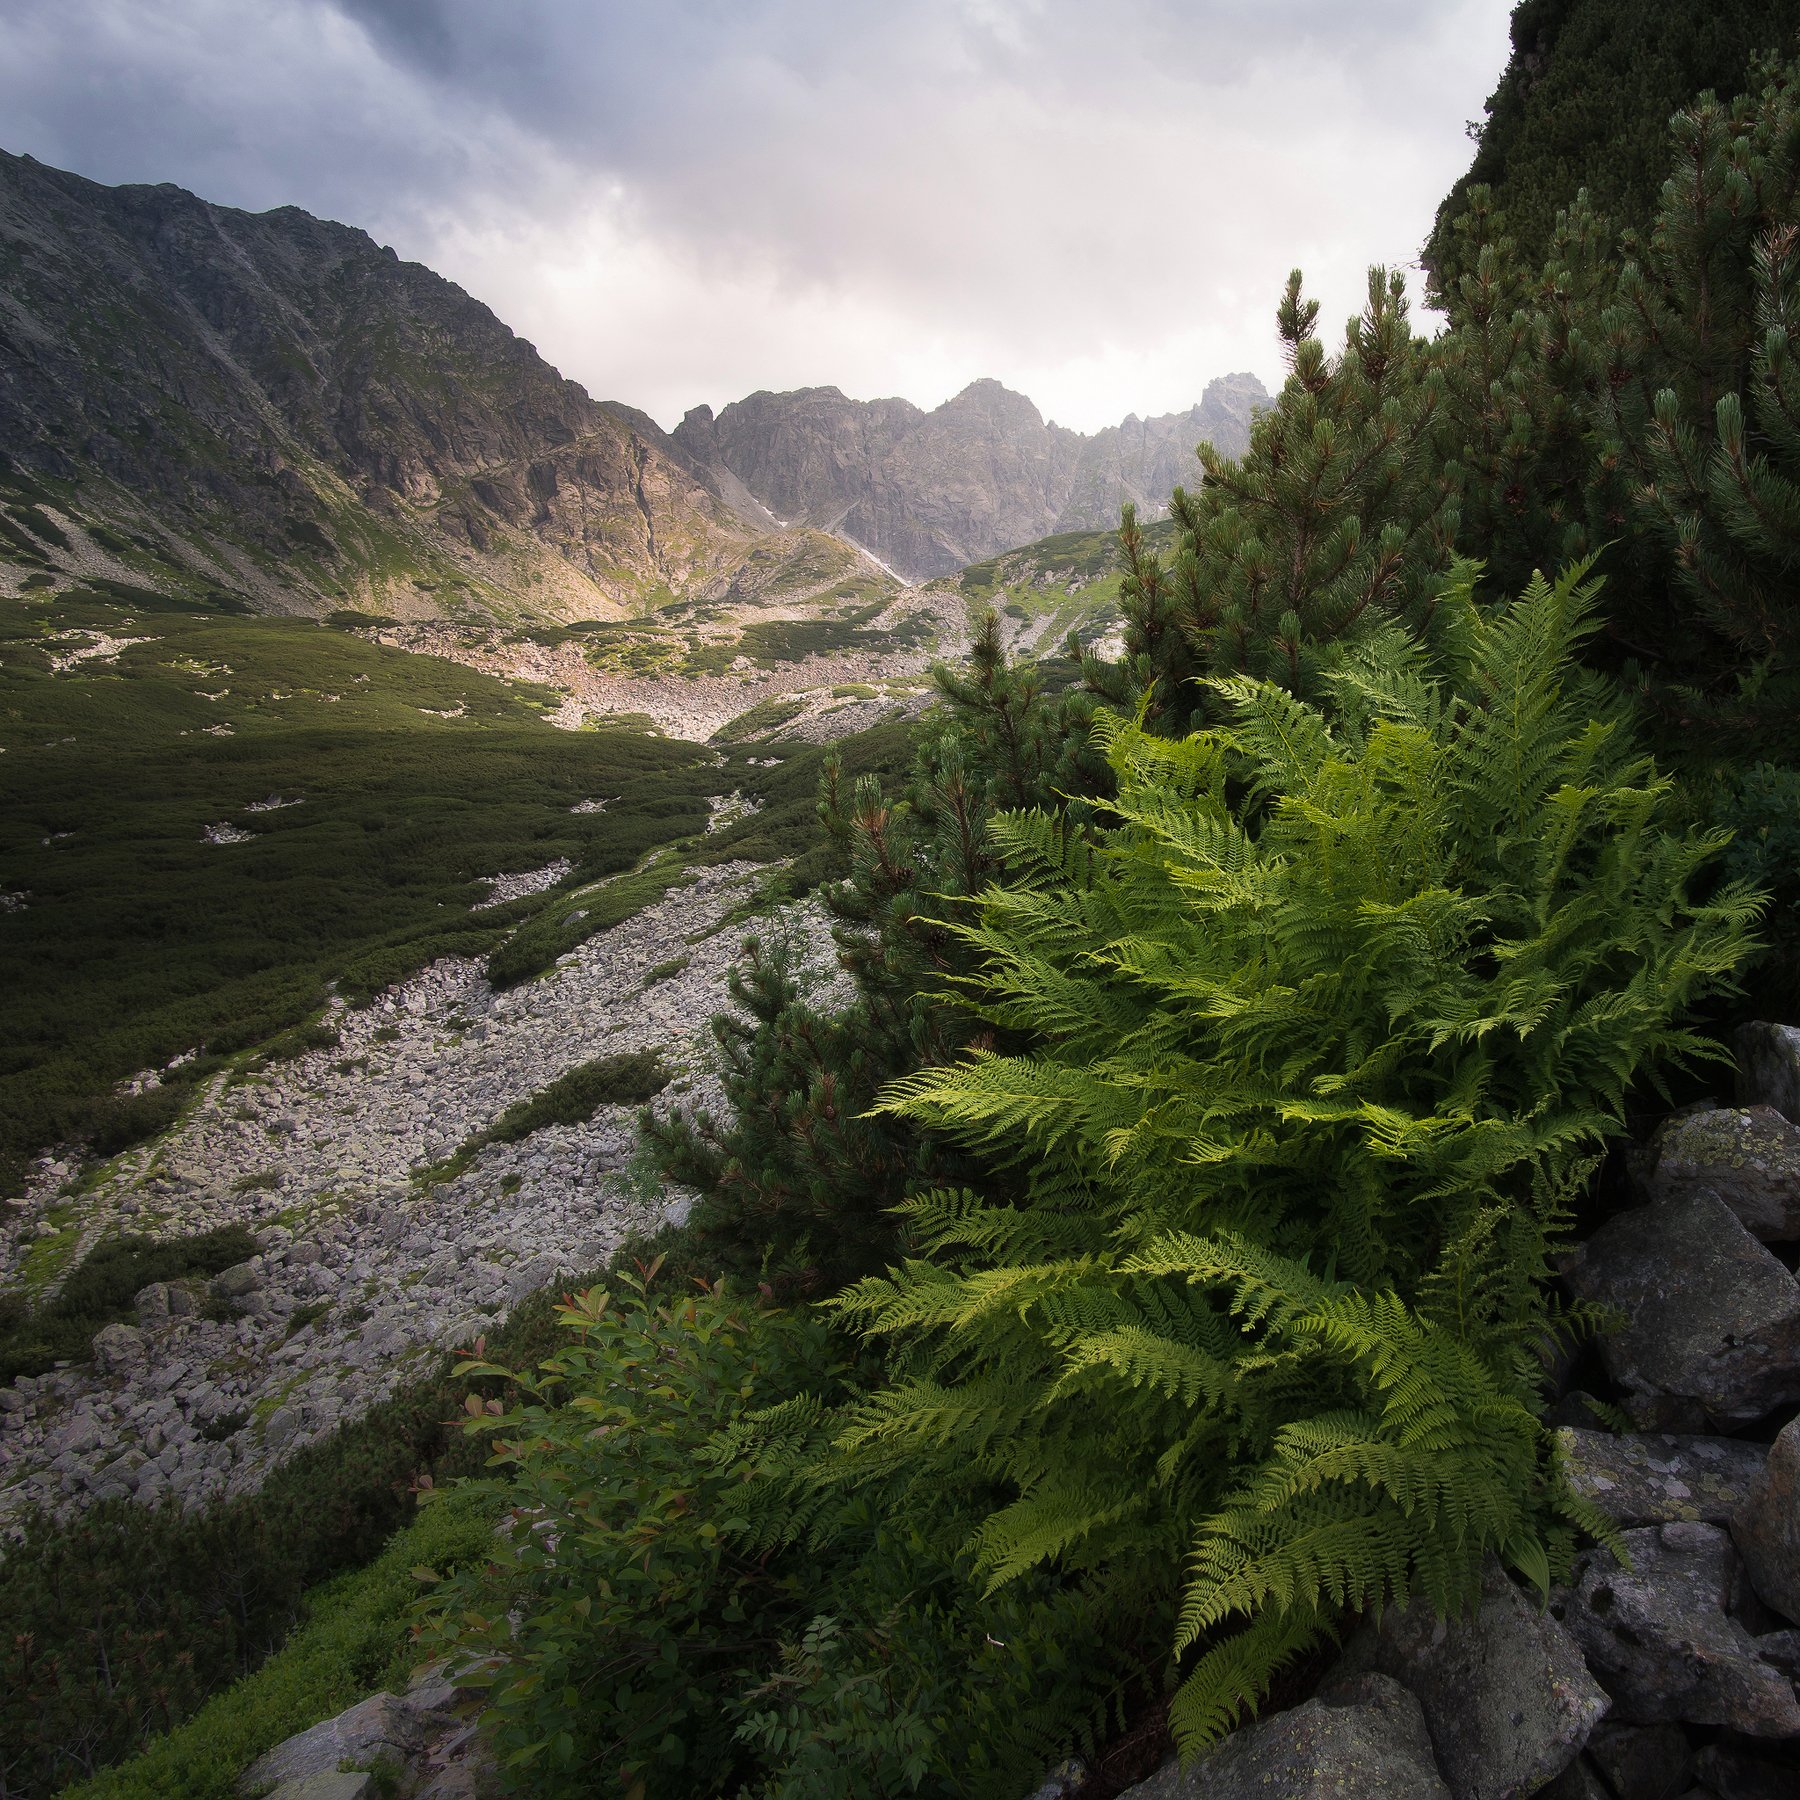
{"left": 213, "top": 1261, "right": 262, "bottom": 1300}
{"left": 1693, "top": 1738, "right": 1800, "bottom": 1800}
{"left": 165, "top": 1281, "right": 197, "bottom": 1317}
{"left": 262, "top": 1407, "right": 299, "bottom": 1451}
{"left": 1650, "top": 1106, "right": 1800, "bottom": 1240}
{"left": 1559, "top": 1189, "right": 1800, "bottom": 1427}
{"left": 1530, "top": 1756, "right": 1611, "bottom": 1800}
{"left": 1736, "top": 1022, "right": 1800, "bottom": 1124}
{"left": 1733, "top": 1414, "right": 1800, "bottom": 1626}
{"left": 1336, "top": 1557, "right": 1607, "bottom": 1799}
{"left": 239, "top": 1692, "right": 427, "bottom": 1794}
{"left": 1115, "top": 1674, "right": 1450, "bottom": 1799}
{"left": 264, "top": 1776, "right": 378, "bottom": 1800}
{"left": 134, "top": 1282, "right": 171, "bottom": 1325}
{"left": 1564, "top": 1522, "right": 1800, "bottom": 1737}
{"left": 1582, "top": 1720, "right": 1694, "bottom": 1800}
{"left": 91, "top": 1322, "right": 146, "bottom": 1376}
{"left": 1023, "top": 1758, "right": 1088, "bottom": 1800}
{"left": 1558, "top": 1427, "right": 1768, "bottom": 1526}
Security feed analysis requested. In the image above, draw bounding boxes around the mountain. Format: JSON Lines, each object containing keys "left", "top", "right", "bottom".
{"left": 675, "top": 372, "right": 1266, "bottom": 580}
{"left": 0, "top": 150, "right": 834, "bottom": 620}
{"left": 0, "top": 148, "right": 1264, "bottom": 611}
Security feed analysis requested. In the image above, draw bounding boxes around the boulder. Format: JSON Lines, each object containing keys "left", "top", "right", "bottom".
{"left": 1693, "top": 1738, "right": 1800, "bottom": 1800}
{"left": 1115, "top": 1673, "right": 1449, "bottom": 1799}
{"left": 1582, "top": 1720, "right": 1694, "bottom": 1800}
{"left": 1531, "top": 1757, "right": 1610, "bottom": 1800}
{"left": 264, "top": 1777, "right": 378, "bottom": 1800}
{"left": 212, "top": 1261, "right": 262, "bottom": 1300}
{"left": 1336, "top": 1558, "right": 1607, "bottom": 1799}
{"left": 238, "top": 1692, "right": 427, "bottom": 1795}
{"left": 1559, "top": 1189, "right": 1800, "bottom": 1427}
{"left": 1732, "top": 1413, "right": 1800, "bottom": 1625}
{"left": 90, "top": 1322, "right": 146, "bottom": 1376}
{"left": 1557, "top": 1427, "right": 1768, "bottom": 1526}
{"left": 1736, "top": 1022, "right": 1800, "bottom": 1124}
{"left": 1563, "top": 1522, "right": 1800, "bottom": 1737}
{"left": 1649, "top": 1107, "right": 1800, "bottom": 1239}
{"left": 134, "top": 1282, "right": 171, "bottom": 1326}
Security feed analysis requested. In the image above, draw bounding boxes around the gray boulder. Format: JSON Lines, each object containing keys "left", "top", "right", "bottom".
{"left": 1732, "top": 1413, "right": 1800, "bottom": 1625}
{"left": 1582, "top": 1720, "right": 1694, "bottom": 1800}
{"left": 1649, "top": 1107, "right": 1800, "bottom": 1240}
{"left": 1557, "top": 1427, "right": 1768, "bottom": 1526}
{"left": 1559, "top": 1189, "right": 1800, "bottom": 1427}
{"left": 91, "top": 1322, "right": 146, "bottom": 1376}
{"left": 212, "top": 1261, "right": 262, "bottom": 1300}
{"left": 1335, "top": 1557, "right": 1606, "bottom": 1799}
{"left": 264, "top": 1777, "right": 378, "bottom": 1800}
{"left": 1736, "top": 1022, "right": 1800, "bottom": 1124}
{"left": 1115, "top": 1673, "right": 1449, "bottom": 1799}
{"left": 1564, "top": 1522, "right": 1800, "bottom": 1737}
{"left": 238, "top": 1692, "right": 427, "bottom": 1794}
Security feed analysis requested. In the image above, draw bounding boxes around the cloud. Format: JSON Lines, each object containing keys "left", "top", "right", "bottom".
{"left": 0, "top": 0, "right": 1516, "bottom": 430}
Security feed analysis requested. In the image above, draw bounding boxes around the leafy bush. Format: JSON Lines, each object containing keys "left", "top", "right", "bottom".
{"left": 840, "top": 563, "right": 1756, "bottom": 1752}
{"left": 415, "top": 1271, "right": 847, "bottom": 1795}
{"left": 417, "top": 1271, "right": 1128, "bottom": 1800}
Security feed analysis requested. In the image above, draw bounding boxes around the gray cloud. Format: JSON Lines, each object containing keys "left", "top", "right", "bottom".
{"left": 0, "top": 0, "right": 1516, "bottom": 429}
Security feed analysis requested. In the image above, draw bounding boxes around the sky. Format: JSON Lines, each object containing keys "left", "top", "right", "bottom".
{"left": 0, "top": 0, "right": 1519, "bottom": 434}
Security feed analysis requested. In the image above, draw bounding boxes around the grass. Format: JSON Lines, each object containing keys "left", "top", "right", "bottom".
{"left": 0, "top": 589, "right": 724, "bottom": 1195}
{"left": 60, "top": 1488, "right": 498, "bottom": 1800}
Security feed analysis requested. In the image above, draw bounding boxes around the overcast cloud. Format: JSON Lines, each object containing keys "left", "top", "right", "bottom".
{"left": 0, "top": 0, "right": 1517, "bottom": 432}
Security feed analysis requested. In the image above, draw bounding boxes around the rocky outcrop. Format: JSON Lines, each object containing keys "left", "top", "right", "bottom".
{"left": 0, "top": 150, "right": 769, "bottom": 618}
{"left": 675, "top": 373, "right": 1269, "bottom": 580}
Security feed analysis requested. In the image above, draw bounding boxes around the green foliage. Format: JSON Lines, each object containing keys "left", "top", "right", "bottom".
{"left": 1426, "top": 0, "right": 1800, "bottom": 287}
{"left": 415, "top": 1272, "right": 848, "bottom": 1796}
{"left": 0, "top": 1224, "right": 255, "bottom": 1383}
{"left": 842, "top": 564, "right": 1753, "bottom": 1753}
{"left": 417, "top": 1272, "right": 1128, "bottom": 1799}
{"left": 416, "top": 1050, "right": 669, "bottom": 1186}
{"left": 650, "top": 622, "right": 1104, "bottom": 1289}
{"left": 1710, "top": 760, "right": 1800, "bottom": 1018}
{"left": 1094, "top": 272, "right": 1459, "bottom": 730}
{"left": 59, "top": 1490, "right": 497, "bottom": 1800}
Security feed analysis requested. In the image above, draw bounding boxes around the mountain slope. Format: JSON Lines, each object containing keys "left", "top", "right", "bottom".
{"left": 675, "top": 372, "right": 1266, "bottom": 579}
{"left": 0, "top": 150, "right": 798, "bottom": 621}
{"left": 1424, "top": 0, "right": 1800, "bottom": 290}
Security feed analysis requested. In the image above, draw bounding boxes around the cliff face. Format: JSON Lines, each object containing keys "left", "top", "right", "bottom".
{"left": 676, "top": 372, "right": 1267, "bottom": 580}
{"left": 0, "top": 151, "right": 764, "bottom": 617}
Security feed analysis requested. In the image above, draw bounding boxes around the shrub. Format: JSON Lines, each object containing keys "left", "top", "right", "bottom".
{"left": 0, "top": 1224, "right": 256, "bottom": 1383}
{"left": 840, "top": 562, "right": 1757, "bottom": 1753}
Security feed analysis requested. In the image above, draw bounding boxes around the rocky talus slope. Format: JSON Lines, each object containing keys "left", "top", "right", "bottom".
{"left": 674, "top": 373, "right": 1268, "bottom": 580}
{"left": 0, "top": 859, "right": 846, "bottom": 1532}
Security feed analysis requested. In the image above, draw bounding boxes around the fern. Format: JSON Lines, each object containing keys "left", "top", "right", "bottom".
{"left": 826, "top": 563, "right": 1757, "bottom": 1757}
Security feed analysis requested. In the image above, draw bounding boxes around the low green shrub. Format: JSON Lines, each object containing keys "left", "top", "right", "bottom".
{"left": 416, "top": 1271, "right": 1127, "bottom": 1799}
{"left": 0, "top": 1272, "right": 590, "bottom": 1796}
{"left": 61, "top": 1489, "right": 497, "bottom": 1800}
{"left": 0, "top": 1224, "right": 255, "bottom": 1382}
